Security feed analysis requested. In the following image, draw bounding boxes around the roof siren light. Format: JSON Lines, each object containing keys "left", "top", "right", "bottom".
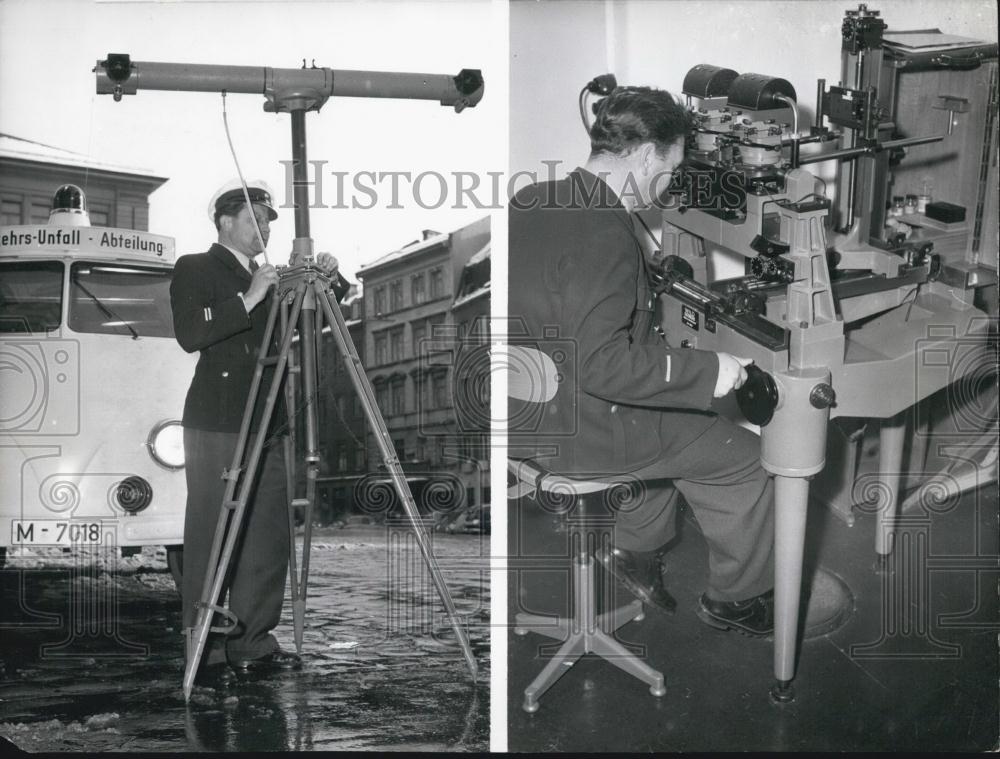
{"left": 49, "top": 184, "right": 91, "bottom": 227}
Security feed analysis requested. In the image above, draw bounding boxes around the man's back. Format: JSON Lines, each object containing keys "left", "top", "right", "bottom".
{"left": 509, "top": 169, "right": 718, "bottom": 475}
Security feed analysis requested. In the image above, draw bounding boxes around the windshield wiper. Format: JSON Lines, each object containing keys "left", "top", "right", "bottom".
{"left": 72, "top": 280, "right": 139, "bottom": 340}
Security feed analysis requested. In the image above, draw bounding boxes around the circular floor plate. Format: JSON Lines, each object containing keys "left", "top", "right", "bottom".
{"left": 802, "top": 566, "right": 855, "bottom": 640}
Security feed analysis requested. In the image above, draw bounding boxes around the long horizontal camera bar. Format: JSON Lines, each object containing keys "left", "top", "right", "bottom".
{"left": 95, "top": 54, "right": 484, "bottom": 112}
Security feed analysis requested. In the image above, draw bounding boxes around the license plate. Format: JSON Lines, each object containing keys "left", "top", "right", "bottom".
{"left": 11, "top": 520, "right": 108, "bottom": 546}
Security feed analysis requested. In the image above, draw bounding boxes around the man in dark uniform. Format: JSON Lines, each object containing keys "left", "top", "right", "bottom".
{"left": 170, "top": 179, "right": 349, "bottom": 678}
{"left": 509, "top": 88, "right": 775, "bottom": 634}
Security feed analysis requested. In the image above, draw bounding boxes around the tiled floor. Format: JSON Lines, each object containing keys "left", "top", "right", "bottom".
{"left": 507, "top": 466, "right": 998, "bottom": 752}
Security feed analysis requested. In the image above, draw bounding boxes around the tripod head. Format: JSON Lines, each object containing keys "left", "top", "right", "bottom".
{"left": 277, "top": 260, "right": 337, "bottom": 295}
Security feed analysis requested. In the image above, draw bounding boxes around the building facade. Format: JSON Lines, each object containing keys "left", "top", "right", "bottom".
{"left": 314, "top": 287, "right": 369, "bottom": 524}
{"left": 0, "top": 133, "right": 166, "bottom": 229}
{"left": 450, "top": 240, "right": 491, "bottom": 517}
{"left": 334, "top": 215, "right": 491, "bottom": 524}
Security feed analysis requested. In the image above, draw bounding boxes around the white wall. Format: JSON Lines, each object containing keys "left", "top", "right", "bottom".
{"left": 510, "top": 0, "right": 612, "bottom": 183}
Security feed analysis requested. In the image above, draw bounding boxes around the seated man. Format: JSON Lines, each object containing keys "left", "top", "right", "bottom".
{"left": 508, "top": 87, "right": 775, "bottom": 635}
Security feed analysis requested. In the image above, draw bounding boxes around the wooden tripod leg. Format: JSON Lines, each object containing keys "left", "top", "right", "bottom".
{"left": 314, "top": 281, "right": 479, "bottom": 681}
{"left": 293, "top": 293, "right": 321, "bottom": 653}
{"left": 281, "top": 293, "right": 303, "bottom": 653}
{"left": 182, "top": 282, "right": 307, "bottom": 701}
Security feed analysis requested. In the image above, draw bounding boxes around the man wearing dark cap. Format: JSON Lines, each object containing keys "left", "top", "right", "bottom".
{"left": 170, "top": 178, "right": 349, "bottom": 680}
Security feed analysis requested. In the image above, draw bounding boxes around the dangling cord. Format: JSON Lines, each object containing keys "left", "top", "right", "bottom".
{"left": 633, "top": 212, "right": 660, "bottom": 248}
{"left": 221, "top": 90, "right": 270, "bottom": 266}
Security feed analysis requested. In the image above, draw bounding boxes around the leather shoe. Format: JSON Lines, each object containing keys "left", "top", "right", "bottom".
{"left": 229, "top": 649, "right": 302, "bottom": 673}
{"left": 697, "top": 589, "right": 774, "bottom": 637}
{"left": 595, "top": 544, "right": 677, "bottom": 614}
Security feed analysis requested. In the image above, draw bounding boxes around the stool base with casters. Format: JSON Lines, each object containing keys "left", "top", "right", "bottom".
{"left": 514, "top": 533, "right": 666, "bottom": 713}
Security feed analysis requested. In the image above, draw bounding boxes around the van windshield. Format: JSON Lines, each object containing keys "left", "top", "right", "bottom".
{"left": 0, "top": 261, "right": 64, "bottom": 333}
{"left": 69, "top": 263, "right": 175, "bottom": 338}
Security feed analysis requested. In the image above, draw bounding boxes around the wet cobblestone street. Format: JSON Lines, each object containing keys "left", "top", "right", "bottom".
{"left": 0, "top": 523, "right": 490, "bottom": 752}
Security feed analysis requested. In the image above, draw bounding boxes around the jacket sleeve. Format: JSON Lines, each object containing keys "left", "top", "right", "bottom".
{"left": 170, "top": 256, "right": 251, "bottom": 353}
{"left": 331, "top": 273, "right": 351, "bottom": 303}
{"left": 569, "top": 214, "right": 718, "bottom": 410}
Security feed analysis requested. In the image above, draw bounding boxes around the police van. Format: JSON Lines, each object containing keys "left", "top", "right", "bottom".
{"left": 0, "top": 185, "right": 196, "bottom": 579}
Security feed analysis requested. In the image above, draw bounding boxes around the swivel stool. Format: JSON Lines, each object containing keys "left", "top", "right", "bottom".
{"left": 509, "top": 457, "right": 667, "bottom": 713}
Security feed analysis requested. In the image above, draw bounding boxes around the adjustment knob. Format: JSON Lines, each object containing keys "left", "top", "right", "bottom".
{"left": 736, "top": 365, "right": 779, "bottom": 426}
{"left": 809, "top": 383, "right": 837, "bottom": 409}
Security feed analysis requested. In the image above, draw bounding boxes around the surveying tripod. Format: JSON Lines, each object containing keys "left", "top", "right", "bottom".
{"left": 93, "top": 54, "right": 484, "bottom": 701}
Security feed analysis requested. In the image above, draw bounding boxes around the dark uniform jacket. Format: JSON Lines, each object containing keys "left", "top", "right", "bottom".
{"left": 508, "top": 168, "right": 720, "bottom": 475}
{"left": 170, "top": 243, "right": 350, "bottom": 433}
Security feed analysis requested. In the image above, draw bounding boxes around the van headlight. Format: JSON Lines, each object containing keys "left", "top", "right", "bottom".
{"left": 147, "top": 420, "right": 185, "bottom": 469}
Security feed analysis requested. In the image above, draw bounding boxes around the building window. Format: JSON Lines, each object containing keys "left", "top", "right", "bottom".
{"left": 464, "top": 318, "right": 484, "bottom": 344}
{"left": 29, "top": 201, "right": 50, "bottom": 224}
{"left": 429, "top": 267, "right": 445, "bottom": 299}
{"left": 338, "top": 446, "right": 349, "bottom": 471}
{"left": 372, "top": 286, "right": 387, "bottom": 317}
{"left": 375, "top": 382, "right": 390, "bottom": 411}
{"left": 389, "top": 327, "right": 404, "bottom": 362}
{"left": 411, "top": 273, "right": 426, "bottom": 305}
{"left": 355, "top": 448, "right": 366, "bottom": 470}
{"left": 1, "top": 198, "right": 22, "bottom": 225}
{"left": 460, "top": 435, "right": 474, "bottom": 462}
{"left": 353, "top": 396, "right": 363, "bottom": 417}
{"left": 414, "top": 373, "right": 426, "bottom": 410}
{"left": 427, "top": 313, "right": 446, "bottom": 339}
{"left": 374, "top": 332, "right": 388, "bottom": 365}
{"left": 391, "top": 378, "right": 406, "bottom": 415}
{"left": 431, "top": 370, "right": 448, "bottom": 409}
{"left": 412, "top": 320, "right": 427, "bottom": 358}
{"left": 89, "top": 206, "right": 110, "bottom": 227}
{"left": 389, "top": 279, "right": 403, "bottom": 312}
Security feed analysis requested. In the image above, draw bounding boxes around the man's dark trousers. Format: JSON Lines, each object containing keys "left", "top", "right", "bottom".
{"left": 182, "top": 427, "right": 289, "bottom": 664}
{"left": 613, "top": 417, "right": 774, "bottom": 604}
